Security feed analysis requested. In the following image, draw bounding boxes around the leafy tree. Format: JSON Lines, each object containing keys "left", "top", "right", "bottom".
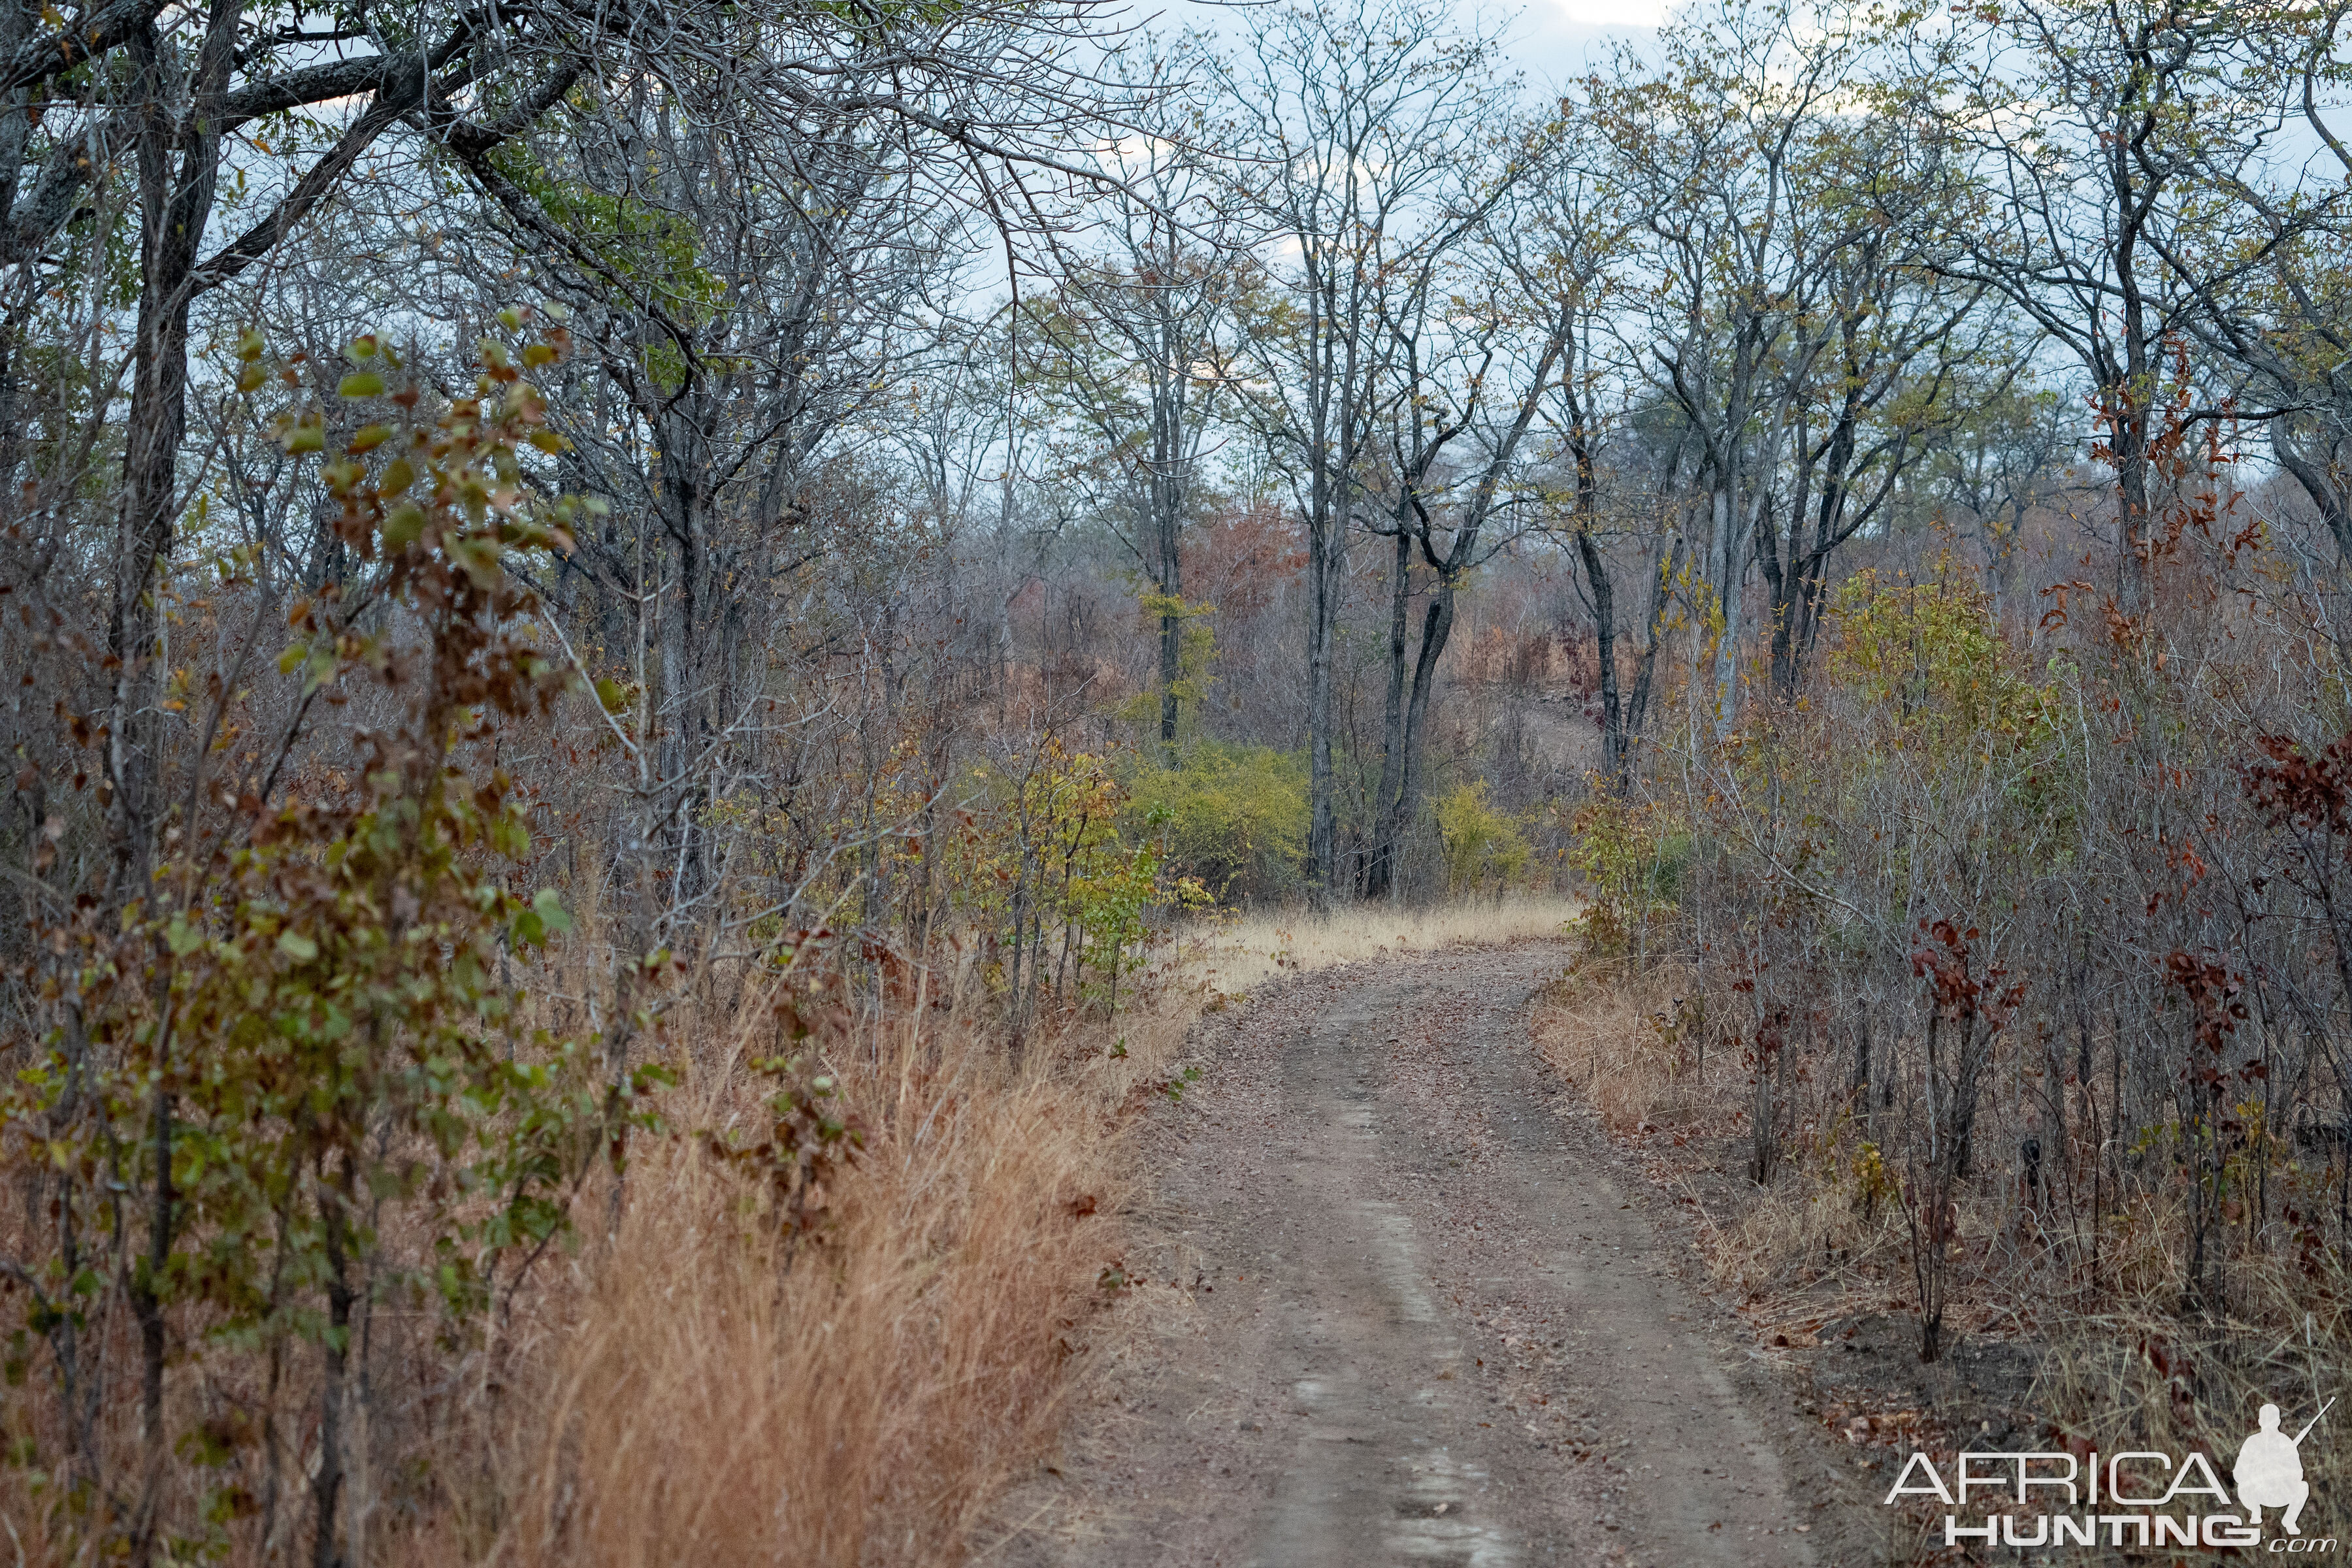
{"left": 3, "top": 323, "right": 654, "bottom": 1563}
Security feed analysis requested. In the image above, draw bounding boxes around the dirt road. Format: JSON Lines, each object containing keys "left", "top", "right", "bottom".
{"left": 989, "top": 943, "right": 1848, "bottom": 1567}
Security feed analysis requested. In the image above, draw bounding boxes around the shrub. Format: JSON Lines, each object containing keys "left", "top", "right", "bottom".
{"left": 1124, "top": 742, "right": 1309, "bottom": 902}
{"left": 1435, "top": 781, "right": 1532, "bottom": 900}
{"left": 0, "top": 324, "right": 653, "bottom": 1562}
{"left": 1563, "top": 794, "right": 1691, "bottom": 958}
{"left": 1823, "top": 549, "right": 2054, "bottom": 752}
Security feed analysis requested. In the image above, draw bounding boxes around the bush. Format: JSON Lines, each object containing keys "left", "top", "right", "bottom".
{"left": 1435, "top": 781, "right": 1532, "bottom": 900}
{"left": 1563, "top": 794, "right": 1691, "bottom": 958}
{"left": 1124, "top": 743, "right": 1309, "bottom": 902}
{"left": 0, "top": 325, "right": 651, "bottom": 1563}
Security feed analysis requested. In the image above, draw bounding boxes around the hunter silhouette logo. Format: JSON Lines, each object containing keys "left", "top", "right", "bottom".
{"left": 2239, "top": 1399, "right": 2333, "bottom": 1536}
{"left": 1883, "top": 1395, "right": 2338, "bottom": 1552}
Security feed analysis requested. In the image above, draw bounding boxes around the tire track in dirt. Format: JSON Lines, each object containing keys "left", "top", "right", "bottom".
{"left": 988, "top": 943, "right": 1829, "bottom": 1567}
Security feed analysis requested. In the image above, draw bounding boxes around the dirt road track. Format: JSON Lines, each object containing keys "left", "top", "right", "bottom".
{"left": 986, "top": 943, "right": 1850, "bottom": 1567}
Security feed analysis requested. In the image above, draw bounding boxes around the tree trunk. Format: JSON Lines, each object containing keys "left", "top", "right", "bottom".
{"left": 314, "top": 1162, "right": 354, "bottom": 1568}
{"left": 1708, "top": 483, "right": 1741, "bottom": 734}
{"left": 1624, "top": 534, "right": 1685, "bottom": 745}
{"left": 2275, "top": 437, "right": 2352, "bottom": 563}
{"left": 2112, "top": 400, "right": 2152, "bottom": 608}
{"left": 1154, "top": 373, "right": 1185, "bottom": 759}
{"left": 1394, "top": 583, "right": 1454, "bottom": 840}
{"left": 107, "top": 3, "right": 237, "bottom": 904}
{"left": 656, "top": 399, "right": 718, "bottom": 905}
{"left": 1304, "top": 499, "right": 1343, "bottom": 903}
{"left": 1367, "top": 525, "right": 1413, "bottom": 900}
{"left": 1573, "top": 525, "right": 1624, "bottom": 791}
{"left": 1157, "top": 599, "right": 1180, "bottom": 755}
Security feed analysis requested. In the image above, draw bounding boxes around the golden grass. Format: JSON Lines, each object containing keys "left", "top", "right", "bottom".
{"left": 1185, "top": 895, "right": 1580, "bottom": 999}
{"left": 0, "top": 900, "right": 1586, "bottom": 1566}
{"left": 1531, "top": 959, "right": 1716, "bottom": 1138}
{"left": 468, "top": 1003, "right": 1113, "bottom": 1568}
{"left": 476, "top": 902, "right": 1584, "bottom": 1566}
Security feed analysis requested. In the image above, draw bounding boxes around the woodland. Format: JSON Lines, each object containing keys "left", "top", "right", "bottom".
{"left": 0, "top": 0, "right": 2350, "bottom": 1558}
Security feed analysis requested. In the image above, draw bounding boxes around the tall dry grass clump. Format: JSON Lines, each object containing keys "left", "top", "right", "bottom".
{"left": 461, "top": 898, "right": 1514, "bottom": 1568}
{"left": 1533, "top": 961, "right": 1705, "bottom": 1136}
{"left": 474, "top": 1002, "right": 1114, "bottom": 1568}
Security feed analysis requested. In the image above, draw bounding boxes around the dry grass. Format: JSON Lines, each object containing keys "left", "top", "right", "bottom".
{"left": 459, "top": 1002, "right": 1114, "bottom": 1568}
{"left": 469, "top": 902, "right": 1585, "bottom": 1566}
{"left": 1531, "top": 960, "right": 1707, "bottom": 1137}
{"left": 1532, "top": 962, "right": 1997, "bottom": 1336}
{"left": 1185, "top": 895, "right": 1580, "bottom": 1000}
{"left": 0, "top": 901, "right": 1582, "bottom": 1566}
{"left": 2034, "top": 1261, "right": 2352, "bottom": 1491}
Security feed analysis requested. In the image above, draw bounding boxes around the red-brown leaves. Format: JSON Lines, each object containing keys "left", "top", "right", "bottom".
{"left": 1910, "top": 919, "right": 2023, "bottom": 1024}
{"left": 2164, "top": 949, "right": 2247, "bottom": 1054}
{"left": 2245, "top": 732, "right": 2352, "bottom": 838}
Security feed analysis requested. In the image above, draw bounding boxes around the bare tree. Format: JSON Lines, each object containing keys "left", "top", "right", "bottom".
{"left": 1028, "top": 41, "right": 1247, "bottom": 758}
{"left": 447, "top": 0, "right": 1161, "bottom": 930}
{"left": 1360, "top": 112, "right": 1571, "bottom": 898}
{"left": 1597, "top": 5, "right": 1861, "bottom": 732}
{"left": 1516, "top": 113, "right": 1659, "bottom": 790}
{"left": 0, "top": 0, "right": 589, "bottom": 915}
{"left": 2172, "top": 1, "right": 2352, "bottom": 559}
{"left": 1750, "top": 120, "right": 1987, "bottom": 696}
{"left": 1216, "top": 0, "right": 1505, "bottom": 900}
{"left": 1911, "top": 0, "right": 2313, "bottom": 606}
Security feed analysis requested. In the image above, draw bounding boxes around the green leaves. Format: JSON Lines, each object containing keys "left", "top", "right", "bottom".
{"left": 1435, "top": 780, "right": 1533, "bottom": 898}
{"left": 382, "top": 503, "right": 425, "bottom": 549}
{"left": 0, "top": 325, "right": 611, "bottom": 1522}
{"left": 1125, "top": 742, "right": 1309, "bottom": 903}
{"left": 165, "top": 913, "right": 206, "bottom": 956}
{"left": 451, "top": 532, "right": 504, "bottom": 589}
{"left": 512, "top": 889, "right": 573, "bottom": 948}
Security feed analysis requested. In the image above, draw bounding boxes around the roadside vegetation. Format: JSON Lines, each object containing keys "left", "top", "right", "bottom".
{"left": 1, "top": 0, "right": 2347, "bottom": 1558}
{"left": 1541, "top": 523, "right": 2352, "bottom": 1558}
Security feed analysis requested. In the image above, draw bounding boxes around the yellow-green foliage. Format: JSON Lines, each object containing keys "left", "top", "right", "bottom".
{"left": 1117, "top": 590, "right": 1218, "bottom": 735}
{"left": 1824, "top": 551, "right": 2052, "bottom": 751}
{"left": 1563, "top": 794, "right": 1690, "bottom": 955}
{"left": 1436, "top": 781, "right": 1532, "bottom": 900}
{"left": 951, "top": 739, "right": 1128, "bottom": 929}
{"left": 926, "top": 739, "right": 1209, "bottom": 1005}
{"left": 1125, "top": 742, "right": 1308, "bottom": 902}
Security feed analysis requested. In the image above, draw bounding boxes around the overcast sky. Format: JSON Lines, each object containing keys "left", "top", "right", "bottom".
{"left": 1146, "top": 0, "right": 1663, "bottom": 95}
